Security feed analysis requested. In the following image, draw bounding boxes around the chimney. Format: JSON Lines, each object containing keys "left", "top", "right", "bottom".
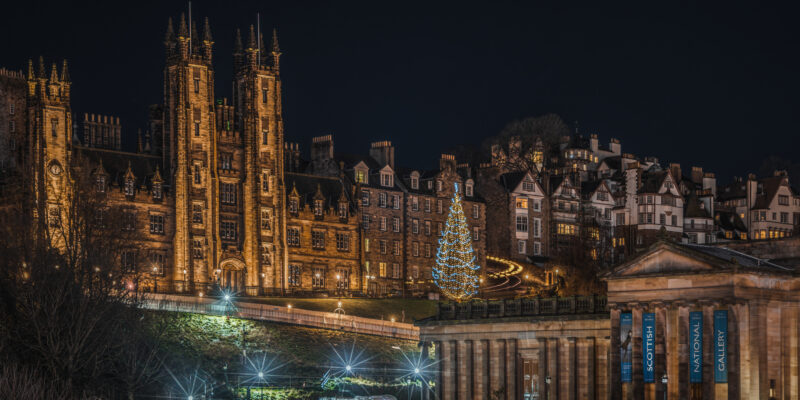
{"left": 589, "top": 134, "right": 599, "bottom": 153}
{"left": 609, "top": 138, "right": 621, "bottom": 155}
{"left": 691, "top": 166, "right": 703, "bottom": 184}
{"left": 369, "top": 140, "right": 395, "bottom": 168}
{"left": 310, "top": 134, "right": 334, "bottom": 163}
{"left": 702, "top": 172, "right": 716, "bottom": 196}
{"left": 439, "top": 154, "right": 456, "bottom": 171}
{"left": 669, "top": 163, "right": 682, "bottom": 183}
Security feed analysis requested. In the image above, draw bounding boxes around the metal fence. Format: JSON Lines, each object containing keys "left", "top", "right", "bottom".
{"left": 436, "top": 295, "right": 608, "bottom": 320}
{"left": 141, "top": 294, "right": 420, "bottom": 341}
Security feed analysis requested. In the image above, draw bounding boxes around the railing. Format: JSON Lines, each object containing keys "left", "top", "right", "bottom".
{"left": 435, "top": 295, "right": 608, "bottom": 320}
{"left": 142, "top": 294, "right": 419, "bottom": 340}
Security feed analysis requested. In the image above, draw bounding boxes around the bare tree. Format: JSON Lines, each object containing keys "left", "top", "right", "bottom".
{"left": 0, "top": 158, "right": 167, "bottom": 399}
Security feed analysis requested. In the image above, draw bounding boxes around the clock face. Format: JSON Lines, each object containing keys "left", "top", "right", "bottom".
{"left": 49, "top": 162, "right": 62, "bottom": 175}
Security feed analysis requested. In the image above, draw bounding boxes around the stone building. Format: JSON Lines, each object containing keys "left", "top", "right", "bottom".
{"left": 0, "top": 13, "right": 488, "bottom": 298}
{"left": 717, "top": 171, "right": 799, "bottom": 240}
{"left": 418, "top": 240, "right": 800, "bottom": 399}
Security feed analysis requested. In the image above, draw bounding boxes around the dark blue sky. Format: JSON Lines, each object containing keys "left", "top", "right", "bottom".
{"left": 2, "top": 1, "right": 798, "bottom": 182}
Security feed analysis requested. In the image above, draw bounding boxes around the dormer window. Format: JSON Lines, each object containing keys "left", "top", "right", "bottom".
{"left": 124, "top": 178, "right": 135, "bottom": 196}
{"left": 153, "top": 182, "right": 162, "bottom": 199}
{"left": 314, "top": 200, "right": 323, "bottom": 216}
{"left": 380, "top": 172, "right": 393, "bottom": 187}
{"left": 411, "top": 176, "right": 419, "bottom": 190}
{"left": 355, "top": 169, "right": 367, "bottom": 184}
{"left": 466, "top": 182, "right": 474, "bottom": 197}
{"left": 96, "top": 175, "right": 106, "bottom": 193}
{"left": 220, "top": 153, "right": 232, "bottom": 170}
{"left": 338, "top": 203, "right": 348, "bottom": 218}
{"left": 289, "top": 198, "right": 299, "bottom": 213}
{"left": 522, "top": 179, "right": 534, "bottom": 192}
{"left": 428, "top": 181, "right": 433, "bottom": 190}
{"left": 436, "top": 180, "right": 442, "bottom": 192}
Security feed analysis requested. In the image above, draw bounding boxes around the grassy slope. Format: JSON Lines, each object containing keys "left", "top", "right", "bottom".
{"left": 243, "top": 297, "right": 438, "bottom": 322}
{"left": 159, "top": 313, "right": 420, "bottom": 385}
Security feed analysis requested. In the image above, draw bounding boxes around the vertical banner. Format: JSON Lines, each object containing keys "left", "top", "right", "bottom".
{"left": 620, "top": 312, "right": 632, "bottom": 382}
{"left": 642, "top": 313, "right": 656, "bottom": 383}
{"left": 714, "top": 310, "right": 728, "bottom": 383}
{"left": 689, "top": 311, "right": 703, "bottom": 383}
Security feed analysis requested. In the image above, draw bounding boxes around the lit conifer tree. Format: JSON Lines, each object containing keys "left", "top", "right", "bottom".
{"left": 432, "top": 183, "right": 480, "bottom": 301}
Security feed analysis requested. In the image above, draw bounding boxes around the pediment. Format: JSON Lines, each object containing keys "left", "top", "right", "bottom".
{"left": 608, "top": 243, "right": 720, "bottom": 278}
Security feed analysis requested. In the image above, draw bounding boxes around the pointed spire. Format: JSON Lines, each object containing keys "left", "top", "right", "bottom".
{"left": 144, "top": 130, "right": 151, "bottom": 152}
{"left": 49, "top": 62, "right": 59, "bottom": 82}
{"left": 178, "top": 13, "right": 188, "bottom": 37}
{"left": 137, "top": 129, "right": 143, "bottom": 153}
{"left": 259, "top": 33, "right": 265, "bottom": 53}
{"left": 203, "top": 17, "right": 212, "bottom": 42}
{"left": 165, "top": 17, "right": 175, "bottom": 43}
{"left": 314, "top": 183, "right": 325, "bottom": 200}
{"left": 153, "top": 164, "right": 162, "bottom": 183}
{"left": 60, "top": 60, "right": 70, "bottom": 82}
{"left": 27, "top": 59, "right": 34, "bottom": 80}
{"left": 271, "top": 28, "right": 280, "bottom": 52}
{"left": 247, "top": 25, "right": 257, "bottom": 49}
{"left": 37, "top": 56, "right": 45, "bottom": 79}
{"left": 234, "top": 28, "right": 243, "bottom": 52}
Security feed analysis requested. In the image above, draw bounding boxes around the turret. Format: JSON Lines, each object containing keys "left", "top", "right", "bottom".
{"left": 246, "top": 25, "right": 259, "bottom": 68}
{"left": 271, "top": 28, "right": 281, "bottom": 72}
{"left": 176, "top": 13, "right": 190, "bottom": 59}
{"left": 233, "top": 28, "right": 244, "bottom": 71}
{"left": 202, "top": 17, "right": 214, "bottom": 62}
{"left": 164, "top": 17, "right": 176, "bottom": 56}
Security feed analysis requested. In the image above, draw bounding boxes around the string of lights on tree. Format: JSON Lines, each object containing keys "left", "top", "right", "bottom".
{"left": 432, "top": 182, "right": 481, "bottom": 301}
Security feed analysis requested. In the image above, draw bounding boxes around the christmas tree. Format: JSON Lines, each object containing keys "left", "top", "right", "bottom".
{"left": 432, "top": 182, "right": 481, "bottom": 301}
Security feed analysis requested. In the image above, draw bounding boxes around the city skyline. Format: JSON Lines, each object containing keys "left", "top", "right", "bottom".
{"left": 2, "top": 1, "right": 799, "bottom": 182}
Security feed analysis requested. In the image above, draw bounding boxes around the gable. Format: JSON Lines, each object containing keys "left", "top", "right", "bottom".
{"left": 514, "top": 172, "right": 543, "bottom": 196}
{"left": 609, "top": 245, "right": 719, "bottom": 278}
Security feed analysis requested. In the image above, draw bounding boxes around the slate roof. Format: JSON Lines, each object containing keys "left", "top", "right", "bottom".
{"left": 715, "top": 210, "right": 747, "bottom": 232}
{"left": 285, "top": 172, "right": 353, "bottom": 210}
{"left": 752, "top": 176, "right": 788, "bottom": 210}
{"left": 599, "top": 156, "right": 621, "bottom": 171}
{"left": 683, "top": 243, "right": 793, "bottom": 272}
{"left": 684, "top": 194, "right": 710, "bottom": 218}
{"left": 638, "top": 171, "right": 668, "bottom": 194}
{"left": 75, "top": 146, "right": 166, "bottom": 192}
{"left": 499, "top": 171, "right": 528, "bottom": 191}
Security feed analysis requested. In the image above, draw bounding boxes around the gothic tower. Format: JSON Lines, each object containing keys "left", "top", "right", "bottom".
{"left": 26, "top": 57, "right": 72, "bottom": 247}
{"left": 163, "top": 14, "right": 219, "bottom": 292}
{"left": 233, "top": 25, "right": 287, "bottom": 294}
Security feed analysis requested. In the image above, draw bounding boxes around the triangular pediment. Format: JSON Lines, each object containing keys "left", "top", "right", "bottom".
{"left": 607, "top": 242, "right": 722, "bottom": 278}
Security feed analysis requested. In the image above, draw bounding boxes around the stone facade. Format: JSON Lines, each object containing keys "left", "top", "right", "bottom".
{"left": 419, "top": 240, "right": 800, "bottom": 399}
{"left": 0, "top": 13, "right": 487, "bottom": 298}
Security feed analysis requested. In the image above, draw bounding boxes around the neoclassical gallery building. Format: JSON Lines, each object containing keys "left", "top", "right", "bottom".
{"left": 417, "top": 239, "right": 800, "bottom": 399}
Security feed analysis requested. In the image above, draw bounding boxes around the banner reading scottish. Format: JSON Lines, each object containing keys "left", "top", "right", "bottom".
{"left": 642, "top": 313, "right": 655, "bottom": 383}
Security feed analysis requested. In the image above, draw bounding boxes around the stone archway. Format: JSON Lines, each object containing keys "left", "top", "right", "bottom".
{"left": 219, "top": 258, "right": 246, "bottom": 294}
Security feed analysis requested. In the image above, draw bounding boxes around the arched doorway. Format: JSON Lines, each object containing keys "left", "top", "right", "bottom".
{"left": 219, "top": 259, "right": 246, "bottom": 294}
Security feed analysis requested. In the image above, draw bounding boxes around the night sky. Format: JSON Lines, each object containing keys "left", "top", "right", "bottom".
{"left": 3, "top": 1, "right": 798, "bottom": 182}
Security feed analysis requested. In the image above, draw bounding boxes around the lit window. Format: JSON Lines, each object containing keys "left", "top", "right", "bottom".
{"left": 516, "top": 197, "right": 528, "bottom": 209}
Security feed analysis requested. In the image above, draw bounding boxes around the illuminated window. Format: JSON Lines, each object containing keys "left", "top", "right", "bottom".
{"left": 516, "top": 197, "right": 528, "bottom": 209}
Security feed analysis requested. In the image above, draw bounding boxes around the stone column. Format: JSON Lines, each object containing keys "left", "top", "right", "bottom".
{"left": 505, "top": 338, "right": 517, "bottom": 399}
{"left": 490, "top": 339, "right": 505, "bottom": 396}
{"left": 457, "top": 340, "right": 471, "bottom": 399}
{"left": 702, "top": 304, "right": 716, "bottom": 400}
{"left": 782, "top": 305, "right": 799, "bottom": 400}
{"left": 559, "top": 337, "right": 576, "bottom": 400}
{"left": 749, "top": 300, "right": 767, "bottom": 398}
{"left": 610, "top": 308, "right": 622, "bottom": 399}
{"left": 767, "top": 301, "right": 782, "bottom": 399}
{"left": 665, "top": 305, "right": 679, "bottom": 399}
{"left": 597, "top": 337, "right": 609, "bottom": 400}
{"left": 434, "top": 341, "right": 443, "bottom": 400}
{"left": 578, "top": 337, "right": 595, "bottom": 400}
{"left": 440, "top": 340, "right": 454, "bottom": 400}
{"left": 473, "top": 339, "right": 487, "bottom": 399}
{"left": 538, "top": 337, "right": 549, "bottom": 400}
{"left": 733, "top": 302, "right": 749, "bottom": 398}
{"left": 678, "top": 306, "right": 689, "bottom": 399}
{"left": 548, "top": 338, "right": 559, "bottom": 399}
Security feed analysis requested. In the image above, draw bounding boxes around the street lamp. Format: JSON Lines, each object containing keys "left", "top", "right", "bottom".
{"left": 661, "top": 374, "right": 668, "bottom": 400}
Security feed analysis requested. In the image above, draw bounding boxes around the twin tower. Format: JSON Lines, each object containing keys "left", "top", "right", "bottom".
{"left": 162, "top": 14, "right": 287, "bottom": 294}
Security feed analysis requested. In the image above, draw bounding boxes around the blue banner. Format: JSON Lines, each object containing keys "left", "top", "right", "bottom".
{"left": 620, "top": 313, "right": 632, "bottom": 382}
{"left": 714, "top": 310, "right": 728, "bottom": 383}
{"left": 689, "top": 311, "right": 703, "bottom": 383}
{"left": 642, "top": 313, "right": 655, "bottom": 383}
